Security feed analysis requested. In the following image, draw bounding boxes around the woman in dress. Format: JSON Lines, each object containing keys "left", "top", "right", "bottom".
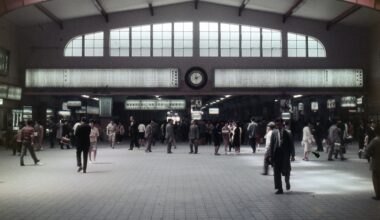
{"left": 89, "top": 120, "right": 99, "bottom": 162}
{"left": 222, "top": 122, "right": 230, "bottom": 154}
{"left": 302, "top": 122, "right": 315, "bottom": 161}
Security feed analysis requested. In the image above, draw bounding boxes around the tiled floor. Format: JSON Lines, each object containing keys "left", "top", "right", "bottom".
{"left": 0, "top": 142, "right": 379, "bottom": 220}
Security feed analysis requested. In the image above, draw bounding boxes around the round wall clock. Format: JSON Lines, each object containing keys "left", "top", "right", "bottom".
{"left": 185, "top": 67, "right": 208, "bottom": 89}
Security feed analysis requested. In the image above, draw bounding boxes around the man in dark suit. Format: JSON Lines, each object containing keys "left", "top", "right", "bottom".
{"left": 269, "top": 118, "right": 295, "bottom": 194}
{"left": 75, "top": 117, "right": 91, "bottom": 173}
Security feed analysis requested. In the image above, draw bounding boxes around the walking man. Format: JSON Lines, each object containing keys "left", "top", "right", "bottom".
{"left": 20, "top": 120, "right": 41, "bottom": 166}
{"left": 165, "top": 119, "right": 175, "bottom": 154}
{"left": 247, "top": 117, "right": 258, "bottom": 153}
{"left": 189, "top": 120, "right": 200, "bottom": 154}
{"left": 145, "top": 120, "right": 154, "bottom": 152}
{"left": 75, "top": 117, "right": 91, "bottom": 173}
{"left": 269, "top": 118, "right": 294, "bottom": 194}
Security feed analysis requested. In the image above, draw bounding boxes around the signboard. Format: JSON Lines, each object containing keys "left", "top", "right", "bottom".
{"left": 7, "top": 86, "right": 22, "bottom": 100}
{"left": 357, "top": 97, "right": 363, "bottom": 105}
{"left": 298, "top": 103, "right": 304, "bottom": 111}
{"left": 99, "top": 97, "right": 112, "bottom": 117}
{"left": 125, "top": 100, "right": 186, "bottom": 110}
{"left": 209, "top": 108, "right": 219, "bottom": 115}
{"left": 0, "top": 98, "right": 3, "bottom": 105}
{"left": 281, "top": 112, "right": 291, "bottom": 120}
{"left": 327, "top": 99, "right": 336, "bottom": 109}
{"left": 87, "top": 106, "right": 100, "bottom": 115}
{"left": 0, "top": 47, "right": 9, "bottom": 76}
{"left": 311, "top": 102, "right": 319, "bottom": 111}
{"left": 0, "top": 85, "right": 7, "bottom": 98}
{"left": 215, "top": 69, "right": 363, "bottom": 88}
{"left": 26, "top": 68, "right": 179, "bottom": 88}
{"left": 67, "top": 101, "right": 82, "bottom": 107}
{"left": 341, "top": 96, "right": 356, "bottom": 108}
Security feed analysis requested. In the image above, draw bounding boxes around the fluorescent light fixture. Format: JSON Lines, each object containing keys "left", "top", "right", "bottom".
{"left": 275, "top": 99, "right": 278, "bottom": 102}
{"left": 215, "top": 100, "right": 220, "bottom": 102}
{"left": 155, "top": 95, "right": 160, "bottom": 98}
{"left": 220, "top": 98, "right": 225, "bottom": 100}
{"left": 81, "top": 95, "right": 90, "bottom": 98}
{"left": 225, "top": 95, "right": 231, "bottom": 98}
{"left": 0, "top": 98, "right": 3, "bottom": 105}
{"left": 92, "top": 97, "right": 99, "bottom": 101}
{"left": 293, "top": 94, "right": 303, "bottom": 98}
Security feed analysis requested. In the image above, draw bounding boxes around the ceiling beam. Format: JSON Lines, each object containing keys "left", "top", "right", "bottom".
{"left": 238, "top": 0, "right": 250, "bottom": 16}
{"left": 149, "top": 3, "right": 154, "bottom": 16}
{"left": 0, "top": 0, "right": 51, "bottom": 16}
{"left": 34, "top": 3, "right": 63, "bottom": 29}
{"left": 339, "top": 0, "right": 380, "bottom": 11}
{"left": 282, "top": 0, "right": 305, "bottom": 23}
{"left": 91, "top": 0, "right": 109, "bottom": 23}
{"left": 194, "top": 0, "right": 199, "bottom": 9}
{"left": 326, "top": 5, "right": 361, "bottom": 30}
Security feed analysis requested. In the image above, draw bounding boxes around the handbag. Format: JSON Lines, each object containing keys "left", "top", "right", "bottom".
{"left": 61, "top": 136, "right": 70, "bottom": 145}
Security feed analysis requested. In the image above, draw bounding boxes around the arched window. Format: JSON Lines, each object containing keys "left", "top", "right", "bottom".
{"left": 153, "top": 23, "right": 172, "bottom": 57}
{"left": 174, "top": 22, "right": 193, "bottom": 57}
{"left": 199, "top": 22, "right": 219, "bottom": 57}
{"left": 64, "top": 35, "right": 82, "bottom": 57}
{"left": 110, "top": 27, "right": 130, "bottom": 57}
{"left": 131, "top": 25, "right": 151, "bottom": 57}
{"left": 288, "top": 33, "right": 306, "bottom": 57}
{"left": 308, "top": 36, "right": 326, "bottom": 57}
{"left": 262, "top": 28, "right": 282, "bottom": 57}
{"left": 220, "top": 23, "right": 239, "bottom": 57}
{"left": 64, "top": 32, "right": 104, "bottom": 57}
{"left": 241, "top": 25, "right": 260, "bottom": 57}
{"left": 84, "top": 32, "right": 104, "bottom": 57}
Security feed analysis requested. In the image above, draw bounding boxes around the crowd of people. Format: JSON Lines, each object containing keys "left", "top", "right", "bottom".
{"left": 3, "top": 115, "right": 380, "bottom": 199}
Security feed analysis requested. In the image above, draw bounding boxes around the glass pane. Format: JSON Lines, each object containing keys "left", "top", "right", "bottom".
{"left": 230, "top": 40, "right": 239, "bottom": 48}
{"left": 221, "top": 49, "right": 229, "bottom": 57}
{"left": 199, "top": 49, "right": 208, "bottom": 56}
{"left": 94, "top": 48, "right": 103, "bottom": 56}
{"left": 183, "top": 49, "right": 192, "bottom": 57}
{"left": 318, "top": 50, "right": 326, "bottom": 57}
{"left": 297, "top": 49, "right": 306, "bottom": 57}
{"left": 174, "top": 48, "right": 184, "bottom": 56}
{"left": 241, "top": 33, "right": 250, "bottom": 40}
{"left": 252, "top": 49, "right": 260, "bottom": 57}
{"left": 288, "top": 33, "right": 296, "bottom": 40}
{"left": 262, "top": 41, "right": 271, "bottom": 48}
{"left": 184, "top": 22, "right": 193, "bottom": 31}
{"left": 141, "top": 48, "right": 150, "bottom": 56}
{"left": 183, "top": 32, "right": 192, "bottom": 40}
{"left": 73, "top": 48, "right": 82, "bottom": 56}
{"left": 183, "top": 40, "right": 192, "bottom": 48}
{"left": 120, "top": 31, "right": 129, "bottom": 39}
{"left": 132, "top": 49, "right": 141, "bottom": 56}
{"left": 174, "top": 41, "right": 184, "bottom": 48}
{"left": 288, "top": 41, "right": 296, "bottom": 48}
{"left": 220, "top": 40, "right": 229, "bottom": 49}
{"left": 153, "top": 24, "right": 163, "bottom": 31}
{"left": 209, "top": 32, "right": 218, "bottom": 40}
{"left": 163, "top": 40, "right": 171, "bottom": 48}
{"left": 308, "top": 40, "right": 317, "bottom": 48}
{"left": 209, "top": 40, "right": 218, "bottom": 48}
{"left": 174, "top": 23, "right": 183, "bottom": 31}
{"left": 110, "top": 40, "right": 120, "bottom": 48}
{"left": 153, "top": 49, "right": 162, "bottom": 56}
{"left": 272, "top": 41, "right": 281, "bottom": 48}
{"left": 132, "top": 40, "right": 141, "bottom": 48}
{"left": 73, "top": 39, "right": 82, "bottom": 47}
{"left": 120, "top": 48, "right": 129, "bottom": 56}
{"left": 241, "top": 41, "right": 250, "bottom": 48}
{"left": 154, "top": 32, "right": 163, "bottom": 40}
{"left": 64, "top": 49, "right": 72, "bottom": 57}
{"left": 297, "top": 41, "right": 306, "bottom": 48}
{"left": 162, "top": 49, "right": 171, "bottom": 56}
{"left": 241, "top": 49, "right": 250, "bottom": 57}
{"left": 209, "top": 49, "right": 218, "bottom": 57}
{"left": 94, "top": 40, "right": 103, "bottom": 48}
{"left": 262, "top": 48, "right": 271, "bottom": 57}
{"left": 199, "top": 32, "right": 208, "bottom": 39}
{"left": 199, "top": 40, "right": 208, "bottom": 48}
{"left": 175, "top": 32, "right": 184, "bottom": 39}
{"left": 230, "top": 32, "right": 239, "bottom": 40}
{"left": 230, "top": 49, "right": 239, "bottom": 57}
{"left": 142, "top": 32, "right": 150, "bottom": 39}
{"left": 120, "top": 40, "right": 128, "bottom": 47}
{"left": 163, "top": 32, "right": 172, "bottom": 39}
{"left": 141, "top": 40, "right": 150, "bottom": 48}
{"left": 272, "top": 49, "right": 282, "bottom": 57}
{"left": 132, "top": 32, "right": 141, "bottom": 39}
{"left": 199, "top": 22, "right": 208, "bottom": 31}
{"left": 154, "top": 41, "right": 163, "bottom": 48}
{"left": 110, "top": 31, "right": 119, "bottom": 39}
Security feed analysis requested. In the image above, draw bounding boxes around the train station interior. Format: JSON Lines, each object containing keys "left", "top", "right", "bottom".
{"left": 1, "top": 0, "right": 380, "bottom": 219}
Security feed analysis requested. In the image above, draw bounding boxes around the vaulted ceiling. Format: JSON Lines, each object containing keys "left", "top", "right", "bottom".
{"left": 0, "top": 0, "right": 379, "bottom": 28}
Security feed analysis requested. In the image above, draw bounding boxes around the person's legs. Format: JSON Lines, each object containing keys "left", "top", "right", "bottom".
{"left": 194, "top": 143, "right": 198, "bottom": 154}
{"left": 327, "top": 145, "right": 334, "bottom": 160}
{"left": 285, "top": 173, "right": 291, "bottom": 190}
{"left": 83, "top": 147, "right": 89, "bottom": 172}
{"left": 189, "top": 140, "right": 194, "bottom": 153}
{"left": 274, "top": 166, "right": 283, "bottom": 193}
{"left": 167, "top": 140, "right": 172, "bottom": 153}
{"left": 27, "top": 144, "right": 39, "bottom": 164}
{"left": 262, "top": 150, "right": 270, "bottom": 175}
{"left": 76, "top": 147, "right": 82, "bottom": 170}
{"left": 20, "top": 143, "right": 27, "bottom": 166}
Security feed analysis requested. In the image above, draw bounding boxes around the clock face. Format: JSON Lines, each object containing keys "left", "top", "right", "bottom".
{"left": 190, "top": 72, "right": 203, "bottom": 85}
{"left": 185, "top": 67, "right": 207, "bottom": 89}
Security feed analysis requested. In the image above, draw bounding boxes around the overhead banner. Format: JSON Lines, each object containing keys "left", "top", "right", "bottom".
{"left": 99, "top": 97, "right": 112, "bottom": 117}
{"left": 25, "top": 68, "right": 179, "bottom": 88}
{"left": 214, "top": 69, "right": 363, "bottom": 88}
{"left": 125, "top": 99, "right": 186, "bottom": 110}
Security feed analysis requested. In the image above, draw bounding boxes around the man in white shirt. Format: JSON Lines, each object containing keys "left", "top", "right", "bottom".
{"left": 262, "top": 122, "right": 275, "bottom": 175}
{"left": 106, "top": 120, "right": 116, "bottom": 149}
